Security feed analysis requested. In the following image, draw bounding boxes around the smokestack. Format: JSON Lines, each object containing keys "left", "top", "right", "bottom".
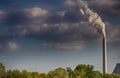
{"left": 78, "top": 0, "right": 108, "bottom": 74}
{"left": 103, "top": 36, "right": 108, "bottom": 74}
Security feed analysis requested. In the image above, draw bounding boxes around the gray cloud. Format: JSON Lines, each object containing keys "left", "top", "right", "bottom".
{"left": 0, "top": 11, "right": 6, "bottom": 23}
{"left": 7, "top": 42, "right": 20, "bottom": 50}
{"left": 40, "top": 42, "right": 85, "bottom": 50}
{"left": 0, "top": 6, "right": 98, "bottom": 43}
{"left": 64, "top": 0, "right": 120, "bottom": 18}
{"left": 64, "top": 0, "right": 76, "bottom": 7}
{"left": 1, "top": 7, "right": 48, "bottom": 26}
{"left": 23, "top": 22, "right": 99, "bottom": 43}
{"left": 0, "top": 34, "right": 14, "bottom": 40}
{"left": 45, "top": 9, "right": 83, "bottom": 24}
{"left": 0, "top": 44, "right": 4, "bottom": 51}
{"left": 106, "top": 23, "right": 120, "bottom": 43}
{"left": 87, "top": 0, "right": 120, "bottom": 18}
{"left": 0, "top": 7, "right": 112, "bottom": 43}
{"left": 4, "top": 10, "right": 27, "bottom": 26}
{"left": 24, "top": 7, "right": 48, "bottom": 17}
{"left": 0, "top": 1, "right": 120, "bottom": 50}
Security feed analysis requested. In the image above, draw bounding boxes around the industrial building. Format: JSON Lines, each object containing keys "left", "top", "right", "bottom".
{"left": 113, "top": 63, "right": 120, "bottom": 74}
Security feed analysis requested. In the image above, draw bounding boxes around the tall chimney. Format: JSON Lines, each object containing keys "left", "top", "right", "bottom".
{"left": 103, "top": 36, "right": 108, "bottom": 74}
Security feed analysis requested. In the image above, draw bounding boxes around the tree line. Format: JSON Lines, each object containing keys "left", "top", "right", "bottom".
{"left": 0, "top": 63, "right": 120, "bottom": 78}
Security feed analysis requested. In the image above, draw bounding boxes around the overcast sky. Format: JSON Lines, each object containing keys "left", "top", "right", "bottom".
{"left": 0, "top": 0, "right": 120, "bottom": 73}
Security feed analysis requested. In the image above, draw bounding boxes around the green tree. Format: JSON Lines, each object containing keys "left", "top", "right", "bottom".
{"left": 1, "top": 63, "right": 120, "bottom": 78}
{"left": 66, "top": 67, "right": 73, "bottom": 78}
{"left": 22, "top": 70, "right": 32, "bottom": 78}
{"left": 0, "top": 63, "right": 6, "bottom": 78}
{"left": 48, "top": 73, "right": 55, "bottom": 78}
{"left": 103, "top": 74, "right": 120, "bottom": 78}
{"left": 32, "top": 72, "right": 40, "bottom": 78}
{"left": 40, "top": 73, "right": 47, "bottom": 78}
{"left": 74, "top": 64, "right": 94, "bottom": 78}
{"left": 91, "top": 71, "right": 102, "bottom": 78}
{"left": 6, "top": 70, "right": 13, "bottom": 78}
{"left": 48, "top": 68, "right": 69, "bottom": 78}
{"left": 12, "top": 69, "right": 22, "bottom": 78}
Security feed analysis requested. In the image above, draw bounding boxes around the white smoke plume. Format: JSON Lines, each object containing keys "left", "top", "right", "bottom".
{"left": 78, "top": 0, "right": 106, "bottom": 37}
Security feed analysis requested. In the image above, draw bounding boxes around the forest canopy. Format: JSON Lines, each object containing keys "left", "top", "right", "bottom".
{"left": 0, "top": 63, "right": 120, "bottom": 78}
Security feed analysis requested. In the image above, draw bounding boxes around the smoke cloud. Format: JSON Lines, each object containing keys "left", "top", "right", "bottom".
{"left": 78, "top": 0, "right": 106, "bottom": 37}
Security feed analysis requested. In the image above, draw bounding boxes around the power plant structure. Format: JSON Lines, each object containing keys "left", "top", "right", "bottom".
{"left": 78, "top": 0, "right": 108, "bottom": 74}
{"left": 113, "top": 63, "right": 120, "bottom": 74}
{"left": 103, "top": 36, "right": 108, "bottom": 74}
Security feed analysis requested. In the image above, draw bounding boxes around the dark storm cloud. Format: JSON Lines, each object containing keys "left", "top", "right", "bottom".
{"left": 64, "top": 10, "right": 84, "bottom": 23}
{"left": 64, "top": 0, "right": 120, "bottom": 18}
{"left": 106, "top": 23, "right": 120, "bottom": 43}
{"left": 45, "top": 10, "right": 83, "bottom": 24}
{"left": 0, "top": 44, "right": 5, "bottom": 52}
{"left": 113, "top": 0, "right": 120, "bottom": 9}
{"left": 5, "top": 11, "right": 27, "bottom": 25}
{"left": 24, "top": 22, "right": 99, "bottom": 43}
{"left": 0, "top": 34, "right": 14, "bottom": 40}
{"left": 0, "top": 11, "right": 6, "bottom": 23}
{"left": 0, "top": 0, "right": 35, "bottom": 6}
{"left": 40, "top": 42, "right": 85, "bottom": 50}
{"left": 0, "top": 10, "right": 27, "bottom": 26}
{"left": 45, "top": 13, "right": 63, "bottom": 24}
{"left": 87, "top": 0, "right": 120, "bottom": 18}
{"left": 0, "top": 8, "right": 109, "bottom": 44}
{"left": 0, "top": 0, "right": 13, "bottom": 6}
{"left": 1, "top": 7, "right": 48, "bottom": 26}
{"left": 0, "top": 0, "right": 120, "bottom": 46}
